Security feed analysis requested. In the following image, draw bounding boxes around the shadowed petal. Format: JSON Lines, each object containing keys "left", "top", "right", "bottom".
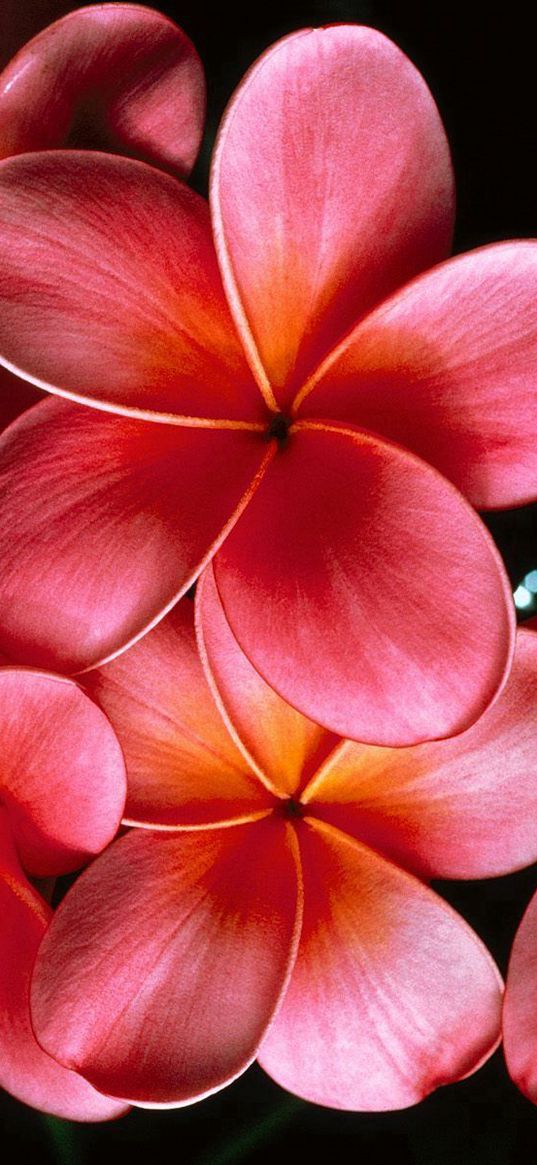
{"left": 259, "top": 818, "right": 502, "bottom": 1111}
{"left": 0, "top": 367, "right": 40, "bottom": 433}
{"left": 0, "top": 668, "right": 125, "bottom": 875}
{"left": 0, "top": 4, "right": 205, "bottom": 176}
{"left": 299, "top": 242, "right": 537, "bottom": 509}
{"left": 31, "top": 820, "right": 302, "bottom": 1105}
{"left": 304, "top": 627, "right": 537, "bottom": 879}
{"left": 0, "top": 397, "right": 272, "bottom": 673}
{"left": 212, "top": 25, "right": 453, "bottom": 410}
{"left": 214, "top": 422, "right": 514, "bottom": 746}
{"left": 85, "top": 600, "right": 274, "bottom": 828}
{"left": 504, "top": 890, "right": 537, "bottom": 1104}
{"left": 0, "top": 812, "right": 128, "bottom": 1120}
{"left": 0, "top": 151, "right": 263, "bottom": 422}
{"left": 196, "top": 563, "right": 337, "bottom": 796}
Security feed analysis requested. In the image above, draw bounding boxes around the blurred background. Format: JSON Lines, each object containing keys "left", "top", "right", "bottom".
{"left": 0, "top": 1, "right": 536, "bottom": 1160}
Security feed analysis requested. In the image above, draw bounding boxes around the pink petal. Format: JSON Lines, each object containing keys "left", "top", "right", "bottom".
{"left": 212, "top": 25, "right": 453, "bottom": 411}
{"left": 0, "top": 667, "right": 125, "bottom": 875}
{"left": 304, "top": 627, "right": 537, "bottom": 879}
{"left": 0, "top": 811, "right": 127, "bottom": 1120}
{"left": 299, "top": 242, "right": 537, "bottom": 509}
{"left": 0, "top": 151, "right": 264, "bottom": 422}
{"left": 0, "top": 4, "right": 205, "bottom": 176}
{"left": 214, "top": 422, "right": 514, "bottom": 746}
{"left": 504, "top": 889, "right": 537, "bottom": 1103}
{"left": 196, "top": 563, "right": 337, "bottom": 796}
{"left": 85, "top": 600, "right": 274, "bottom": 828}
{"left": 31, "top": 820, "right": 302, "bottom": 1105}
{"left": 0, "top": 397, "right": 272, "bottom": 673}
{"left": 259, "top": 818, "right": 502, "bottom": 1111}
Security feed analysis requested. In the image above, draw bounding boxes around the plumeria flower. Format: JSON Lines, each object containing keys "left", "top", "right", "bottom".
{"left": 499, "top": 617, "right": 537, "bottom": 1106}
{"left": 29, "top": 582, "right": 537, "bottom": 1112}
{"left": 0, "top": 665, "right": 127, "bottom": 1119}
{"left": 0, "top": 25, "right": 536, "bottom": 744}
{"left": 0, "top": 2, "right": 205, "bottom": 434}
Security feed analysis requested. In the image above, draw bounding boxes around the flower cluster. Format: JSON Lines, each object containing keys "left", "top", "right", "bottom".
{"left": 0, "top": 0, "right": 537, "bottom": 1123}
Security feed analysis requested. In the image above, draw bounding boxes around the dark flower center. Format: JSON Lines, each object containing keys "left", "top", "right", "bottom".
{"left": 265, "top": 412, "right": 291, "bottom": 446}
{"left": 277, "top": 797, "right": 305, "bottom": 819}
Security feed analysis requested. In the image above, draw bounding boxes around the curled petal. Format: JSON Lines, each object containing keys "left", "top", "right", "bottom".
{"left": 0, "top": 667, "right": 125, "bottom": 875}
{"left": 0, "top": 397, "right": 271, "bottom": 673}
{"left": 31, "top": 821, "right": 302, "bottom": 1105}
{"left": 304, "top": 628, "right": 537, "bottom": 879}
{"left": 299, "top": 242, "right": 537, "bottom": 509}
{"left": 0, "top": 4, "right": 205, "bottom": 176}
{"left": 259, "top": 818, "right": 502, "bottom": 1111}
{"left": 196, "top": 563, "right": 337, "bottom": 797}
{"left": 0, "top": 151, "right": 263, "bottom": 422}
{"left": 212, "top": 24, "right": 453, "bottom": 410}
{"left": 504, "top": 890, "right": 537, "bottom": 1103}
{"left": 0, "top": 811, "right": 127, "bottom": 1120}
{"left": 86, "top": 601, "right": 274, "bottom": 828}
{"left": 214, "top": 423, "right": 514, "bottom": 745}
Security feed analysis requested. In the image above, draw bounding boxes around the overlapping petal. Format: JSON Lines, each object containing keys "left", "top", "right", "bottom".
{"left": 504, "top": 890, "right": 537, "bottom": 1104}
{"left": 212, "top": 24, "right": 453, "bottom": 409}
{"left": 31, "top": 821, "right": 302, "bottom": 1105}
{"left": 0, "top": 4, "right": 205, "bottom": 176}
{"left": 298, "top": 243, "right": 537, "bottom": 509}
{"left": 85, "top": 600, "right": 274, "bottom": 827}
{"left": 303, "top": 627, "right": 537, "bottom": 879}
{"left": 258, "top": 818, "right": 502, "bottom": 1111}
{"left": 196, "top": 564, "right": 337, "bottom": 795}
{"left": 0, "top": 151, "right": 264, "bottom": 422}
{"left": 0, "top": 667, "right": 125, "bottom": 874}
{"left": 0, "top": 812, "right": 127, "bottom": 1120}
{"left": 0, "top": 397, "right": 272, "bottom": 672}
{"left": 214, "top": 422, "right": 514, "bottom": 746}
{"left": 0, "top": 368, "right": 40, "bottom": 434}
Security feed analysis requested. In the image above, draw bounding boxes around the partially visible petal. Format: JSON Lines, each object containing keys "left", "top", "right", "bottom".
{"left": 299, "top": 243, "right": 537, "bottom": 509}
{"left": 0, "top": 668, "right": 125, "bottom": 875}
{"left": 259, "top": 818, "right": 502, "bottom": 1111}
{"left": 0, "top": 397, "right": 271, "bottom": 673}
{"left": 0, "top": 368, "right": 40, "bottom": 433}
{"left": 305, "top": 628, "right": 537, "bottom": 879}
{"left": 86, "top": 600, "right": 274, "bottom": 828}
{"left": 504, "top": 889, "right": 537, "bottom": 1103}
{"left": 212, "top": 25, "right": 453, "bottom": 410}
{"left": 0, "top": 811, "right": 128, "bottom": 1120}
{"left": 0, "top": 2, "right": 72, "bottom": 68}
{"left": 0, "top": 4, "right": 205, "bottom": 176}
{"left": 214, "top": 423, "right": 514, "bottom": 746}
{"left": 196, "top": 564, "right": 337, "bottom": 796}
{"left": 0, "top": 151, "right": 263, "bottom": 422}
{"left": 31, "top": 820, "right": 302, "bottom": 1105}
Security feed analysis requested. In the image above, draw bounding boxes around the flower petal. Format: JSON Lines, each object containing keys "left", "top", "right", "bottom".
{"left": 0, "top": 667, "right": 125, "bottom": 874}
{"left": 85, "top": 600, "right": 274, "bottom": 828}
{"left": 212, "top": 25, "right": 453, "bottom": 410}
{"left": 0, "top": 397, "right": 271, "bottom": 673}
{"left": 0, "top": 367, "right": 40, "bottom": 433}
{"left": 0, "top": 151, "right": 263, "bottom": 422}
{"left": 503, "top": 889, "right": 537, "bottom": 1103}
{"left": 258, "top": 818, "right": 502, "bottom": 1111}
{"left": 299, "top": 242, "right": 537, "bottom": 509}
{"left": 0, "top": 4, "right": 205, "bottom": 176}
{"left": 214, "top": 422, "right": 514, "bottom": 745}
{"left": 0, "top": 811, "right": 127, "bottom": 1120}
{"left": 196, "top": 563, "right": 337, "bottom": 796}
{"left": 304, "top": 627, "right": 537, "bottom": 879}
{"left": 31, "top": 820, "right": 302, "bottom": 1105}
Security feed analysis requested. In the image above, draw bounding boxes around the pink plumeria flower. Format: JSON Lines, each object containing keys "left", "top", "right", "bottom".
{"left": 29, "top": 584, "right": 537, "bottom": 1111}
{"left": 0, "top": 25, "right": 536, "bottom": 744}
{"left": 0, "top": 665, "right": 127, "bottom": 1118}
{"left": 0, "top": 2, "right": 205, "bottom": 434}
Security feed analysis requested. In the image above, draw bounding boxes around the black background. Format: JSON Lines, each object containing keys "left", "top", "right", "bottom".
{"left": 1, "top": 1, "right": 537, "bottom": 1161}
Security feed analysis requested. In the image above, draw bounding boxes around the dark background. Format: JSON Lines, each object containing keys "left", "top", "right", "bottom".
{"left": 1, "top": 1, "right": 537, "bottom": 1160}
